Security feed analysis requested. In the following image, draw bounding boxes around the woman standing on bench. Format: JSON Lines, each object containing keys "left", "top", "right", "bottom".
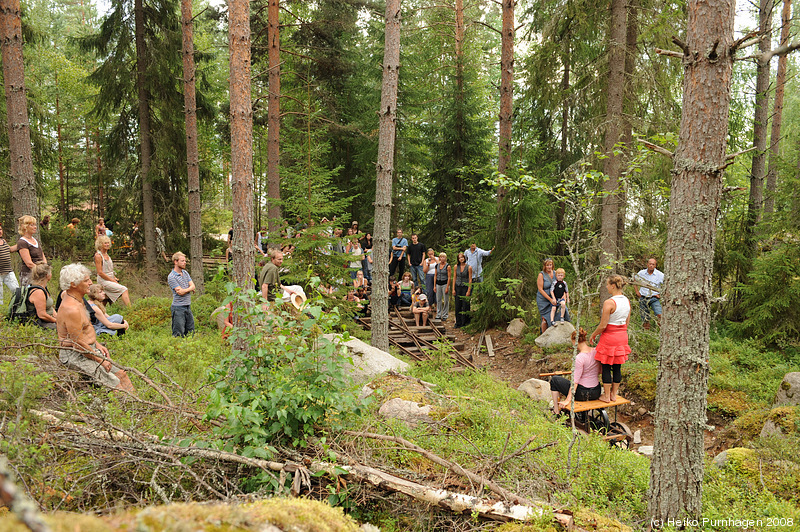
{"left": 590, "top": 275, "right": 631, "bottom": 402}
{"left": 550, "top": 328, "right": 601, "bottom": 415}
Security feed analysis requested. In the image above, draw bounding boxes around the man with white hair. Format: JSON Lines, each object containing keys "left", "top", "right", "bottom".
{"left": 56, "top": 263, "right": 135, "bottom": 392}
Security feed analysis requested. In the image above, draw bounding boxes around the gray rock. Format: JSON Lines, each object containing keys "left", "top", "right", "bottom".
{"left": 358, "top": 385, "right": 374, "bottom": 400}
{"left": 506, "top": 318, "right": 527, "bottom": 337}
{"left": 637, "top": 445, "right": 654, "bottom": 456}
{"left": 633, "top": 430, "right": 642, "bottom": 444}
{"left": 637, "top": 407, "right": 648, "bottom": 416}
{"left": 712, "top": 449, "right": 729, "bottom": 468}
{"left": 770, "top": 372, "right": 800, "bottom": 407}
{"left": 534, "top": 321, "right": 576, "bottom": 348}
{"left": 323, "top": 334, "right": 409, "bottom": 382}
{"left": 378, "top": 398, "right": 433, "bottom": 426}
{"left": 518, "top": 378, "right": 553, "bottom": 405}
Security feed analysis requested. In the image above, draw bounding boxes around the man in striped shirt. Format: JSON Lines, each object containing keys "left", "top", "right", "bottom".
{"left": 168, "top": 252, "right": 196, "bottom": 337}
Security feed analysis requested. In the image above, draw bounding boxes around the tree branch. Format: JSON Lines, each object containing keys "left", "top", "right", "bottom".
{"left": 730, "top": 31, "right": 760, "bottom": 53}
{"left": 671, "top": 35, "right": 690, "bottom": 56}
{"left": 655, "top": 48, "right": 685, "bottom": 59}
{"left": 343, "top": 430, "right": 531, "bottom": 505}
{"left": 762, "top": 40, "right": 800, "bottom": 63}
{"left": 637, "top": 138, "right": 674, "bottom": 158}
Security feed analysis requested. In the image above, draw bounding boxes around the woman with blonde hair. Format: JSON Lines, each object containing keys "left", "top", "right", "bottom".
{"left": 94, "top": 235, "right": 131, "bottom": 306}
{"left": 86, "top": 284, "right": 129, "bottom": 336}
{"left": 590, "top": 275, "right": 632, "bottom": 402}
{"left": 26, "top": 263, "right": 57, "bottom": 329}
{"left": 16, "top": 215, "right": 47, "bottom": 286}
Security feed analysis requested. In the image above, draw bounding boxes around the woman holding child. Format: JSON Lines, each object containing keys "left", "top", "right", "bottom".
{"left": 87, "top": 285, "right": 129, "bottom": 336}
{"left": 590, "top": 275, "right": 631, "bottom": 403}
{"left": 536, "top": 258, "right": 556, "bottom": 333}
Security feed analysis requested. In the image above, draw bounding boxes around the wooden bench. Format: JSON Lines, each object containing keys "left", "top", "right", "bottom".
{"left": 565, "top": 396, "right": 630, "bottom": 414}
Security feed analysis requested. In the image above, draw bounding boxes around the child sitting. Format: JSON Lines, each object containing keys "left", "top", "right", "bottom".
{"left": 549, "top": 268, "right": 570, "bottom": 326}
{"left": 411, "top": 293, "right": 431, "bottom": 326}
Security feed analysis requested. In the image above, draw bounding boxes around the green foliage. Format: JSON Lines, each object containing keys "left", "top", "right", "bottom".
{"left": 207, "top": 283, "right": 364, "bottom": 456}
{"left": 0, "top": 362, "right": 52, "bottom": 414}
{"left": 730, "top": 241, "right": 800, "bottom": 347}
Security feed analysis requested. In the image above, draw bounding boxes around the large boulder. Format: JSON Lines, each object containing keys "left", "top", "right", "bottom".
{"left": 378, "top": 397, "right": 433, "bottom": 426}
{"left": 760, "top": 406, "right": 799, "bottom": 438}
{"left": 323, "top": 334, "right": 409, "bottom": 382}
{"left": 518, "top": 378, "right": 552, "bottom": 405}
{"left": 506, "top": 318, "right": 526, "bottom": 337}
{"left": 760, "top": 373, "right": 800, "bottom": 439}
{"left": 770, "top": 372, "right": 800, "bottom": 407}
{"left": 534, "top": 321, "right": 576, "bottom": 348}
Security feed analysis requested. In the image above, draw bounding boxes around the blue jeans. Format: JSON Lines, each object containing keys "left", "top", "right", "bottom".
{"left": 171, "top": 305, "right": 195, "bottom": 337}
{"left": 409, "top": 264, "right": 424, "bottom": 289}
{"left": 639, "top": 296, "right": 662, "bottom": 322}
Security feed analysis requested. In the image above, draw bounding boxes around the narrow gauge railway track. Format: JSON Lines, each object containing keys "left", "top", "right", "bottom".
{"left": 357, "top": 308, "right": 476, "bottom": 369}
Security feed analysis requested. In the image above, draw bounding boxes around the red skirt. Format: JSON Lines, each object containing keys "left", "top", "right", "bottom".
{"left": 594, "top": 324, "right": 631, "bottom": 365}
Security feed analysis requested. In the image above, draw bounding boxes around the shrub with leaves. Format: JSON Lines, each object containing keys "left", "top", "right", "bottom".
{"left": 732, "top": 241, "right": 800, "bottom": 347}
{"left": 207, "top": 282, "right": 363, "bottom": 457}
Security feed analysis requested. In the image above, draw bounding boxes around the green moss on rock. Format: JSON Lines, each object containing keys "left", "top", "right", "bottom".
{"left": 1, "top": 499, "right": 360, "bottom": 532}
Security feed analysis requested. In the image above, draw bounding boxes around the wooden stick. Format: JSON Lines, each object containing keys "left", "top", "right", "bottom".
{"left": 343, "top": 430, "right": 531, "bottom": 505}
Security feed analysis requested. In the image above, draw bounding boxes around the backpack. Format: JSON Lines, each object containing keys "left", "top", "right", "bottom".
{"left": 7, "top": 285, "right": 42, "bottom": 323}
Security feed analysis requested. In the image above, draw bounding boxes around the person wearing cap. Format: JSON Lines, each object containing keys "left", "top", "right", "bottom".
{"left": 412, "top": 292, "right": 431, "bottom": 326}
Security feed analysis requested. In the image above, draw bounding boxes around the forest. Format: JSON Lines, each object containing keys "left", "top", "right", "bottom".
{"left": 1, "top": 0, "right": 800, "bottom": 530}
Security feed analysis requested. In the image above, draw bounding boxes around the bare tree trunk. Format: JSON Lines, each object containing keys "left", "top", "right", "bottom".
{"left": 372, "top": 0, "right": 401, "bottom": 353}
{"left": 555, "top": 36, "right": 569, "bottom": 257}
{"left": 135, "top": 0, "right": 156, "bottom": 276}
{"left": 1, "top": 0, "right": 39, "bottom": 230}
{"left": 267, "top": 0, "right": 281, "bottom": 238}
{"left": 618, "top": 0, "right": 639, "bottom": 257}
{"left": 182, "top": 0, "right": 204, "bottom": 294}
{"left": 95, "top": 130, "right": 103, "bottom": 217}
{"left": 648, "top": 0, "right": 735, "bottom": 522}
{"left": 229, "top": 0, "right": 255, "bottom": 290}
{"left": 57, "top": 75, "right": 66, "bottom": 217}
{"left": 746, "top": 0, "right": 774, "bottom": 233}
{"left": 765, "top": 0, "right": 791, "bottom": 215}
{"left": 494, "top": 0, "right": 514, "bottom": 247}
{"left": 599, "top": 0, "right": 627, "bottom": 300}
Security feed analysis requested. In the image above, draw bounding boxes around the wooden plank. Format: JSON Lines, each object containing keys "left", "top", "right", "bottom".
{"left": 474, "top": 330, "right": 485, "bottom": 359}
{"left": 564, "top": 396, "right": 630, "bottom": 413}
{"left": 538, "top": 370, "right": 572, "bottom": 378}
{"left": 485, "top": 334, "right": 494, "bottom": 357}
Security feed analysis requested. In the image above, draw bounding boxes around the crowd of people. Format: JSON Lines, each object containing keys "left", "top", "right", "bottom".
{"left": 3, "top": 212, "right": 666, "bottom": 410}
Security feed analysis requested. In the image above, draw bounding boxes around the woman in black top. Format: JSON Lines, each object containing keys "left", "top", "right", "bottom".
{"left": 452, "top": 252, "right": 473, "bottom": 328}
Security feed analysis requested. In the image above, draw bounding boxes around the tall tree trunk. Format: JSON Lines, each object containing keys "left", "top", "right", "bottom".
{"left": 648, "top": 0, "right": 735, "bottom": 522}
{"left": 745, "top": 0, "right": 774, "bottom": 234}
{"left": 618, "top": 0, "right": 639, "bottom": 257}
{"left": 229, "top": 0, "right": 255, "bottom": 290}
{"left": 181, "top": 0, "right": 204, "bottom": 294}
{"left": 371, "top": 0, "right": 401, "bottom": 353}
{"left": 494, "top": 0, "right": 514, "bottom": 247}
{"left": 135, "top": 0, "right": 156, "bottom": 275}
{"left": 1, "top": 0, "right": 38, "bottom": 230}
{"left": 267, "top": 0, "right": 281, "bottom": 238}
{"left": 555, "top": 35, "right": 569, "bottom": 257}
{"left": 56, "top": 75, "right": 66, "bottom": 217}
{"left": 765, "top": 0, "right": 791, "bottom": 215}
{"left": 599, "top": 0, "right": 627, "bottom": 299}
{"left": 95, "top": 130, "right": 103, "bottom": 218}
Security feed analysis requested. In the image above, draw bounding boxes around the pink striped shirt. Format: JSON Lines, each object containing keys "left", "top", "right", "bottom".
{"left": 575, "top": 348, "right": 601, "bottom": 388}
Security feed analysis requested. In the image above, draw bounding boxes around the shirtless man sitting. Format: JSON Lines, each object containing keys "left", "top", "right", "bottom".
{"left": 56, "top": 263, "right": 135, "bottom": 393}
